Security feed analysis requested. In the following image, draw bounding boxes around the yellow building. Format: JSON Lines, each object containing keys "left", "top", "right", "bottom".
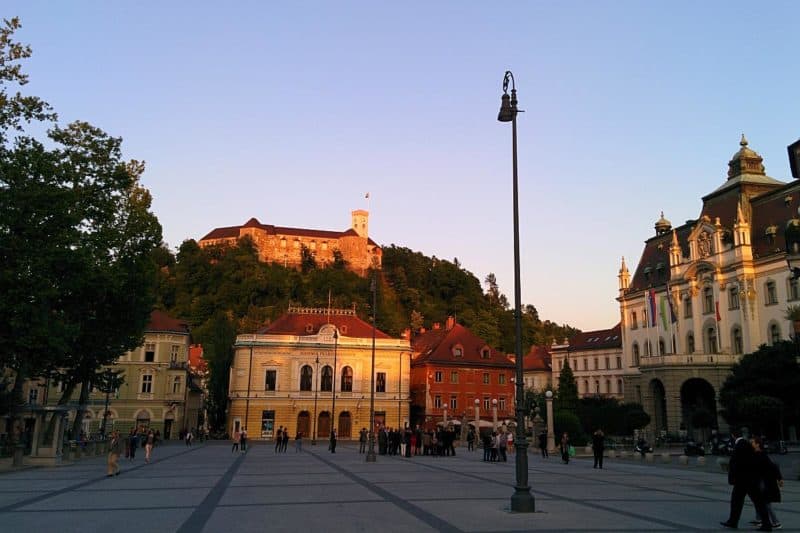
{"left": 228, "top": 307, "right": 410, "bottom": 441}
{"left": 199, "top": 209, "right": 382, "bottom": 275}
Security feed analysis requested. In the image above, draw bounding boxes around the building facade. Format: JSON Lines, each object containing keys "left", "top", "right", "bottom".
{"left": 550, "top": 324, "right": 624, "bottom": 399}
{"left": 521, "top": 345, "right": 552, "bottom": 392}
{"left": 228, "top": 307, "right": 410, "bottom": 440}
{"left": 199, "top": 209, "right": 382, "bottom": 274}
{"left": 619, "top": 136, "right": 800, "bottom": 440}
{"left": 410, "top": 317, "right": 516, "bottom": 432}
{"left": 32, "top": 310, "right": 203, "bottom": 439}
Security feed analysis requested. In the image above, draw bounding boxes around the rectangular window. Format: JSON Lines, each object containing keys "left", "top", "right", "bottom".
{"left": 28, "top": 388, "right": 38, "bottom": 404}
{"left": 583, "top": 359, "right": 588, "bottom": 371}
{"left": 144, "top": 343, "right": 155, "bottom": 362}
{"left": 684, "top": 297, "right": 693, "bottom": 318}
{"left": 376, "top": 372, "right": 386, "bottom": 393}
{"left": 766, "top": 281, "right": 778, "bottom": 305}
{"left": 498, "top": 374, "right": 506, "bottom": 385}
{"left": 265, "top": 370, "right": 276, "bottom": 391}
{"left": 642, "top": 310, "right": 648, "bottom": 328}
{"left": 498, "top": 397, "right": 506, "bottom": 411}
{"left": 631, "top": 312, "right": 638, "bottom": 329}
{"left": 261, "top": 410, "right": 275, "bottom": 439}
{"left": 616, "top": 356, "right": 622, "bottom": 369}
{"left": 172, "top": 376, "right": 182, "bottom": 394}
{"left": 729, "top": 287, "right": 740, "bottom": 310}
{"left": 434, "top": 395, "right": 442, "bottom": 408}
{"left": 450, "top": 371, "right": 458, "bottom": 384}
{"left": 434, "top": 371, "right": 443, "bottom": 383}
{"left": 790, "top": 277, "right": 800, "bottom": 301}
{"left": 604, "top": 357, "right": 610, "bottom": 370}
{"left": 483, "top": 397, "right": 490, "bottom": 410}
{"left": 593, "top": 358, "right": 598, "bottom": 370}
{"left": 482, "top": 372, "right": 490, "bottom": 384}
{"left": 450, "top": 396, "right": 457, "bottom": 409}
{"left": 170, "top": 345, "right": 180, "bottom": 362}
{"left": 141, "top": 374, "right": 153, "bottom": 393}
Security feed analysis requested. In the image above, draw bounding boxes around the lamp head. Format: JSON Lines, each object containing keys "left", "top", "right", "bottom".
{"left": 492, "top": 398, "right": 498, "bottom": 406}
{"left": 497, "top": 93, "right": 514, "bottom": 122}
{"left": 474, "top": 398, "right": 480, "bottom": 405}
{"left": 545, "top": 390, "right": 553, "bottom": 399}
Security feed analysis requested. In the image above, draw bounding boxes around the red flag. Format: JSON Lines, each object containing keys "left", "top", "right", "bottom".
{"left": 715, "top": 301, "right": 721, "bottom": 322}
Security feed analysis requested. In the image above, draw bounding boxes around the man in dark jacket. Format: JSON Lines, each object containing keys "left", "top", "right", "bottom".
{"left": 592, "top": 429, "right": 605, "bottom": 469}
{"left": 721, "top": 429, "right": 772, "bottom": 531}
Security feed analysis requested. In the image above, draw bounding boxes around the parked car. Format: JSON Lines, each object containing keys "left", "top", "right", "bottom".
{"left": 683, "top": 440, "right": 705, "bottom": 456}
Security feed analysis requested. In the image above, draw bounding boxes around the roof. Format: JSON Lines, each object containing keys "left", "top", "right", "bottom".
{"left": 411, "top": 322, "right": 512, "bottom": 367}
{"left": 521, "top": 345, "right": 551, "bottom": 371}
{"left": 147, "top": 310, "right": 190, "bottom": 335}
{"left": 567, "top": 324, "right": 622, "bottom": 351}
{"left": 258, "top": 308, "right": 391, "bottom": 339}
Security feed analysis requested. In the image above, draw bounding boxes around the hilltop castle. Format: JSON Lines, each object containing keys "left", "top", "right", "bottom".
{"left": 199, "top": 209, "right": 381, "bottom": 274}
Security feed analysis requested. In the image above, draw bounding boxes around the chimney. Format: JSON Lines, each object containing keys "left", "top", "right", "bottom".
{"left": 445, "top": 316, "right": 455, "bottom": 330}
{"left": 433, "top": 322, "right": 441, "bottom": 330}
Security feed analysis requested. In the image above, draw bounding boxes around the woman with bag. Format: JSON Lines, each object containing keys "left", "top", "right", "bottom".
{"left": 560, "top": 432, "right": 570, "bottom": 464}
{"left": 751, "top": 436, "right": 783, "bottom": 530}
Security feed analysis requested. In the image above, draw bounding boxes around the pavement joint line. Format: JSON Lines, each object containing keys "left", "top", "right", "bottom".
{"left": 0, "top": 444, "right": 204, "bottom": 513}
{"left": 307, "top": 448, "right": 465, "bottom": 533}
{"left": 175, "top": 451, "right": 246, "bottom": 533}
{"left": 389, "top": 454, "right": 707, "bottom": 531}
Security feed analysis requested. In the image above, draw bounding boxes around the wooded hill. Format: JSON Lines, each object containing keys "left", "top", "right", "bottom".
{"left": 153, "top": 237, "right": 579, "bottom": 428}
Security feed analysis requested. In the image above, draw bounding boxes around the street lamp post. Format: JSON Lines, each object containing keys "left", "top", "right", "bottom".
{"left": 312, "top": 356, "right": 320, "bottom": 445}
{"left": 545, "top": 390, "right": 555, "bottom": 453}
{"left": 498, "top": 70, "right": 535, "bottom": 512}
{"left": 492, "top": 398, "right": 498, "bottom": 431}
{"left": 332, "top": 329, "right": 339, "bottom": 436}
{"left": 474, "top": 398, "right": 480, "bottom": 435}
{"left": 366, "top": 272, "right": 378, "bottom": 462}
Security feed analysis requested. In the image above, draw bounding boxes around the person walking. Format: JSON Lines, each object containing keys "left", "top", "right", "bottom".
{"left": 281, "top": 428, "right": 289, "bottom": 452}
{"left": 539, "top": 430, "right": 548, "bottom": 458}
{"left": 295, "top": 431, "right": 303, "bottom": 452}
{"left": 560, "top": 432, "right": 570, "bottom": 464}
{"left": 128, "top": 429, "right": 138, "bottom": 462}
{"left": 144, "top": 429, "right": 155, "bottom": 464}
{"left": 240, "top": 427, "right": 248, "bottom": 453}
{"left": 751, "top": 436, "right": 783, "bottom": 530}
{"left": 720, "top": 429, "right": 772, "bottom": 531}
{"left": 467, "top": 428, "right": 475, "bottom": 451}
{"left": 358, "top": 428, "right": 367, "bottom": 454}
{"left": 329, "top": 427, "right": 337, "bottom": 453}
{"left": 592, "top": 429, "right": 605, "bottom": 469}
{"left": 106, "top": 430, "right": 122, "bottom": 477}
{"left": 275, "top": 426, "right": 283, "bottom": 453}
{"left": 231, "top": 428, "right": 240, "bottom": 453}
{"left": 498, "top": 431, "right": 508, "bottom": 462}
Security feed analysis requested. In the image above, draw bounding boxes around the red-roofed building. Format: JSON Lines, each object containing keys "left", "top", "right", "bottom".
{"left": 198, "top": 209, "right": 381, "bottom": 275}
{"left": 228, "top": 307, "right": 410, "bottom": 440}
{"left": 519, "top": 344, "right": 552, "bottom": 392}
{"left": 410, "top": 317, "right": 515, "bottom": 432}
{"left": 550, "top": 324, "right": 623, "bottom": 399}
{"left": 619, "top": 136, "right": 800, "bottom": 440}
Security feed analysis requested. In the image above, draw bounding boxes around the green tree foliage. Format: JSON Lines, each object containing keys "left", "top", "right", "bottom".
{"left": 623, "top": 405, "right": 651, "bottom": 434}
{"left": 0, "top": 19, "right": 162, "bottom": 437}
{"left": 577, "top": 397, "right": 651, "bottom": 436}
{"left": 556, "top": 361, "right": 579, "bottom": 413}
{"left": 719, "top": 341, "right": 800, "bottom": 437}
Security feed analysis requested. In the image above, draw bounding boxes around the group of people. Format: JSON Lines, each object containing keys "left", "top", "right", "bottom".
{"left": 107, "top": 427, "right": 158, "bottom": 476}
{"left": 480, "top": 430, "right": 513, "bottom": 462}
{"left": 721, "top": 431, "right": 784, "bottom": 531}
{"left": 231, "top": 427, "right": 248, "bottom": 453}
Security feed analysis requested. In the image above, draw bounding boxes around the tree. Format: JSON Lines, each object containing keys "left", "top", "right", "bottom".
{"left": 719, "top": 341, "right": 800, "bottom": 438}
{"left": 623, "top": 405, "right": 651, "bottom": 434}
{"left": 556, "top": 360, "right": 579, "bottom": 413}
{"left": 0, "top": 19, "right": 163, "bottom": 441}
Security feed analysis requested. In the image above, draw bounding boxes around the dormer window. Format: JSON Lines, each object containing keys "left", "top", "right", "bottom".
{"left": 765, "top": 225, "right": 777, "bottom": 244}
{"left": 340, "top": 325, "right": 348, "bottom": 335}
{"left": 452, "top": 345, "right": 464, "bottom": 358}
{"left": 644, "top": 267, "right": 652, "bottom": 281}
{"left": 305, "top": 323, "right": 314, "bottom": 334}
{"left": 480, "top": 347, "right": 491, "bottom": 359}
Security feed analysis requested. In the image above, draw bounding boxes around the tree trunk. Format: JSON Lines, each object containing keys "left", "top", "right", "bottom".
{"left": 70, "top": 382, "right": 90, "bottom": 438}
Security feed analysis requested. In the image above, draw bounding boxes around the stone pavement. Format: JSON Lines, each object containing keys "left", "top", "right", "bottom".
{"left": 0, "top": 441, "right": 797, "bottom": 532}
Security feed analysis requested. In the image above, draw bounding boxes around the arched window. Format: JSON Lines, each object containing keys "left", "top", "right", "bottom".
{"left": 645, "top": 340, "right": 652, "bottom": 356}
{"left": 769, "top": 322, "right": 781, "bottom": 345}
{"left": 706, "top": 327, "right": 718, "bottom": 354}
{"left": 632, "top": 343, "right": 640, "bottom": 366}
{"left": 731, "top": 326, "right": 743, "bottom": 354}
{"left": 703, "top": 287, "right": 714, "bottom": 314}
{"left": 684, "top": 295, "right": 693, "bottom": 318}
{"left": 605, "top": 379, "right": 611, "bottom": 394}
{"left": 340, "top": 366, "right": 353, "bottom": 392}
{"left": 300, "top": 365, "right": 313, "bottom": 391}
{"left": 687, "top": 332, "right": 695, "bottom": 354}
{"left": 617, "top": 379, "right": 623, "bottom": 394}
{"left": 321, "top": 365, "right": 333, "bottom": 392}
{"left": 728, "top": 286, "right": 740, "bottom": 310}
{"left": 583, "top": 380, "right": 589, "bottom": 394}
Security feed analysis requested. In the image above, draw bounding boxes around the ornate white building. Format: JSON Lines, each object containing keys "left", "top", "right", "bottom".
{"left": 619, "top": 136, "right": 800, "bottom": 439}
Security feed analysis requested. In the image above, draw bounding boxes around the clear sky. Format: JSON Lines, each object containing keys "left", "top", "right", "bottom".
{"left": 5, "top": 1, "right": 799, "bottom": 331}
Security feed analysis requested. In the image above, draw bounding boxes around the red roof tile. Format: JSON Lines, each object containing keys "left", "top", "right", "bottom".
{"left": 147, "top": 310, "right": 190, "bottom": 334}
{"left": 258, "top": 309, "right": 391, "bottom": 339}
{"left": 411, "top": 322, "right": 512, "bottom": 368}
{"left": 567, "top": 323, "right": 621, "bottom": 350}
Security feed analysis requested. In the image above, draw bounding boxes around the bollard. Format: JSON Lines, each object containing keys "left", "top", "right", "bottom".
{"left": 618, "top": 450, "right": 628, "bottom": 459}
{"left": 604, "top": 449, "right": 614, "bottom": 458}
{"left": 678, "top": 455, "right": 689, "bottom": 465}
{"left": 584, "top": 446, "right": 593, "bottom": 455}
{"left": 633, "top": 452, "right": 642, "bottom": 461}
{"left": 660, "top": 452, "right": 671, "bottom": 464}
{"left": 697, "top": 456, "right": 706, "bottom": 467}
{"left": 645, "top": 452, "right": 655, "bottom": 463}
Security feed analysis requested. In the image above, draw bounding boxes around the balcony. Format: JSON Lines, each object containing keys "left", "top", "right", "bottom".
{"left": 639, "top": 353, "right": 739, "bottom": 368}
{"left": 168, "top": 361, "right": 187, "bottom": 370}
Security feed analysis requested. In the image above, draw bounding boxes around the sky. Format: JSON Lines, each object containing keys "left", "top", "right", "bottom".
{"left": 5, "top": 1, "right": 800, "bottom": 331}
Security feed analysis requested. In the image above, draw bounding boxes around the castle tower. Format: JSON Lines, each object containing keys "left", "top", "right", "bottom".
{"left": 351, "top": 209, "right": 369, "bottom": 238}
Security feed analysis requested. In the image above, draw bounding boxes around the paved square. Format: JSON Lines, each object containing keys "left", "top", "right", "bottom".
{"left": 0, "top": 443, "right": 797, "bottom": 532}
